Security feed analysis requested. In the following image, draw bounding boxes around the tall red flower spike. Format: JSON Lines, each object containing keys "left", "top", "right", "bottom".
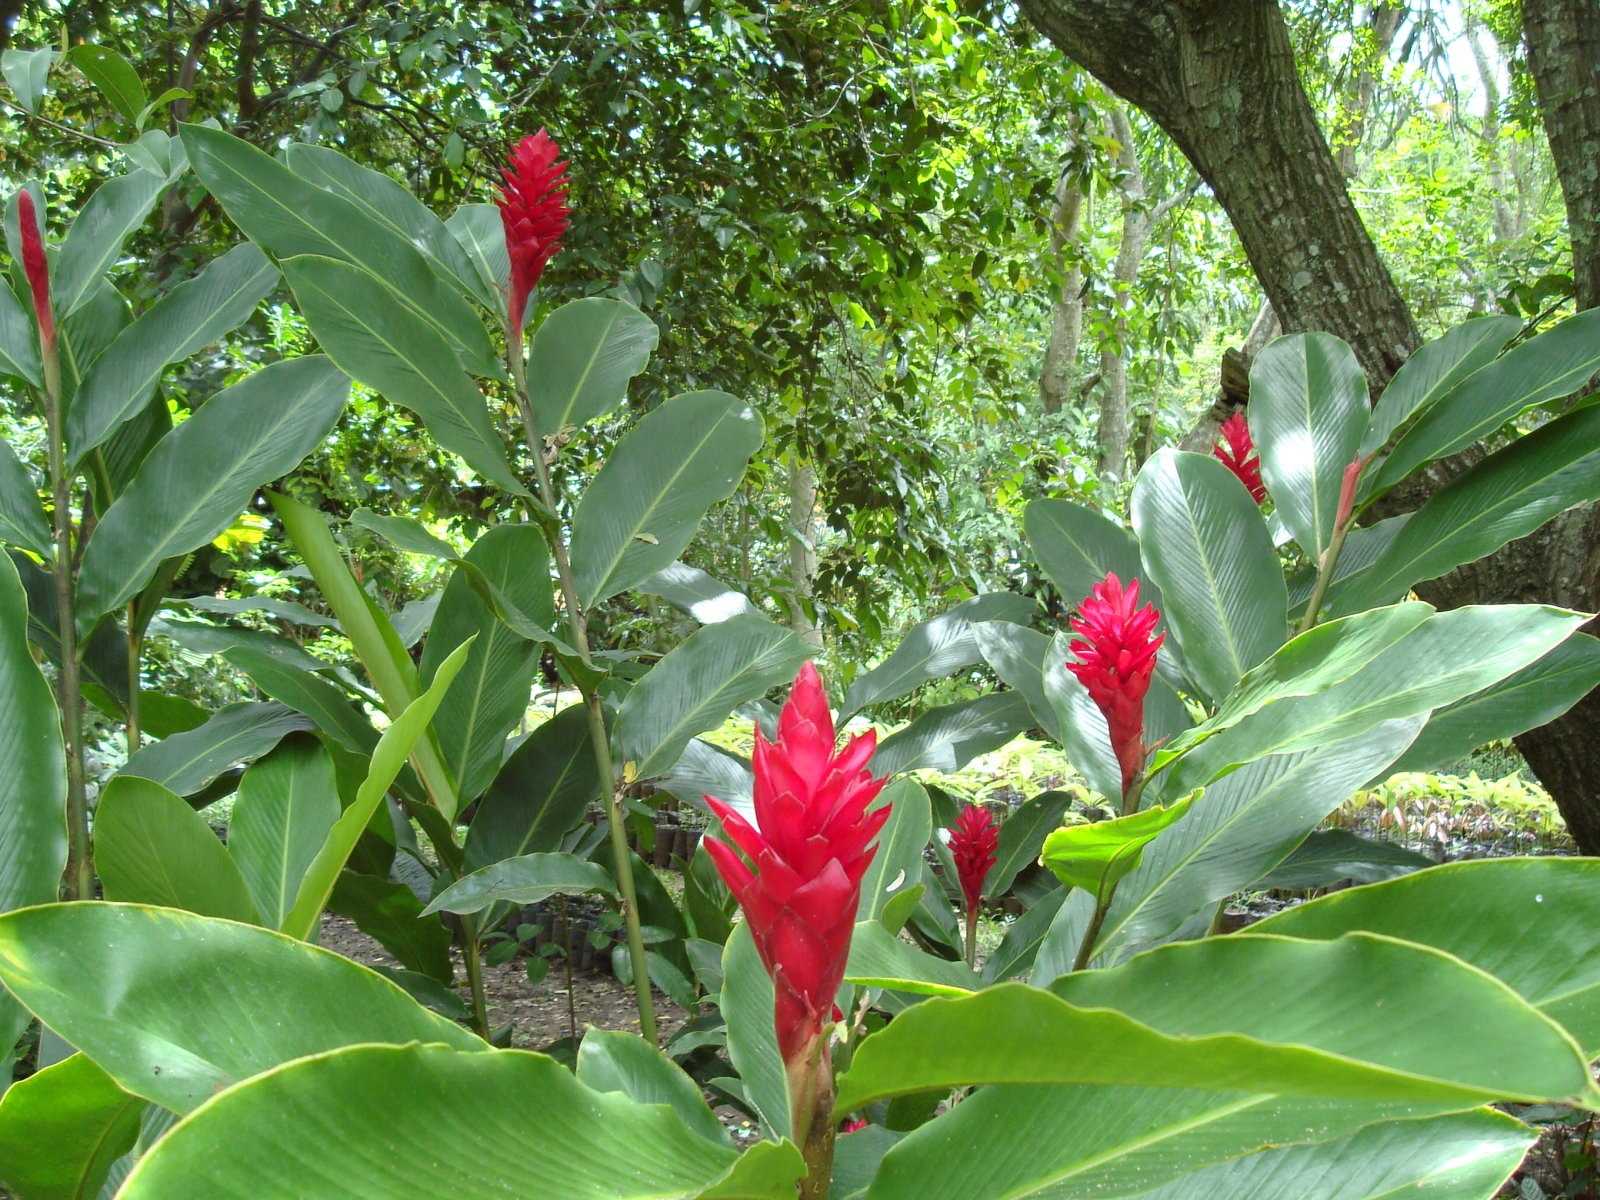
{"left": 15, "top": 190, "right": 54, "bottom": 350}
{"left": 1213, "top": 412, "right": 1267, "bottom": 504}
{"left": 496, "top": 129, "right": 571, "bottom": 336}
{"left": 703, "top": 662, "right": 890, "bottom": 1074}
{"left": 1066, "top": 572, "right": 1165, "bottom": 800}
{"left": 948, "top": 803, "right": 999, "bottom": 923}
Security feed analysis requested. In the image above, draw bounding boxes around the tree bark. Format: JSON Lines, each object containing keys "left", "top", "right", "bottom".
{"left": 1039, "top": 167, "right": 1086, "bottom": 416}
{"left": 786, "top": 454, "right": 824, "bottom": 652}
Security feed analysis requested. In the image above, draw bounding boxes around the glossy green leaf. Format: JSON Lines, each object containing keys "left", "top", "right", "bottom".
{"left": 423, "top": 851, "right": 616, "bottom": 916}
{"left": 1251, "top": 857, "right": 1600, "bottom": 1056}
{"left": 871, "top": 691, "right": 1032, "bottom": 776}
{"left": 661, "top": 737, "right": 753, "bottom": 817}
{"left": 445, "top": 203, "right": 506, "bottom": 307}
{"left": 980, "top": 886, "right": 1068, "bottom": 985}
{"left": 0, "top": 437, "right": 48, "bottom": 557}
{"left": 327, "top": 870, "right": 453, "bottom": 983}
{"left": 1335, "top": 402, "right": 1600, "bottom": 614}
{"left": 186, "top": 594, "right": 340, "bottom": 629}
{"left": 76, "top": 356, "right": 349, "bottom": 622}
{"left": 1255, "top": 831, "right": 1436, "bottom": 891}
{"left": 1131, "top": 449, "right": 1287, "bottom": 703}
{"left": 66, "top": 45, "right": 145, "bottom": 122}
{"left": 1043, "top": 630, "right": 1123, "bottom": 801}
{"left": 987, "top": 790, "right": 1071, "bottom": 899}
{"left": 0, "top": 903, "right": 481, "bottom": 1114}
{"left": 226, "top": 736, "right": 340, "bottom": 929}
{"left": 722, "top": 923, "right": 788, "bottom": 1140}
{"left": 0, "top": 1053, "right": 141, "bottom": 1200}
{"left": 1362, "top": 314, "right": 1521, "bottom": 457}
{"left": 971, "top": 620, "right": 1061, "bottom": 740}
{"left": 0, "top": 268, "right": 42, "bottom": 385}
{"left": 638, "top": 562, "right": 761, "bottom": 624}
{"left": 526, "top": 297, "right": 661, "bottom": 432}
{"left": 148, "top": 614, "right": 331, "bottom": 674}
{"left": 845, "top": 921, "right": 978, "bottom": 997}
{"left": 463, "top": 703, "right": 600, "bottom": 869}
{"left": 67, "top": 243, "right": 278, "bottom": 461}
{"left": 53, "top": 171, "right": 164, "bottom": 319}
{"left": 7, "top": 549, "right": 129, "bottom": 704}
{"left": 1, "top": 48, "right": 56, "bottom": 114}
{"left": 693, "top": 1141, "right": 804, "bottom": 1199}
{"left": 858, "top": 779, "right": 931, "bottom": 925}
{"left": 119, "top": 701, "right": 313, "bottom": 797}
{"left": 281, "top": 637, "right": 473, "bottom": 940}
{"left": 93, "top": 776, "right": 258, "bottom": 922}
{"left": 617, "top": 614, "right": 809, "bottom": 779}
{"left": 1371, "top": 307, "right": 1600, "bottom": 496}
{"left": 221, "top": 647, "right": 377, "bottom": 755}
{"left": 840, "top": 594, "right": 1035, "bottom": 719}
{"left": 1025, "top": 497, "right": 1150, "bottom": 611}
{"left": 577, "top": 1027, "right": 729, "bottom": 1146}
{"left": 1250, "top": 332, "right": 1371, "bottom": 559}
{"left": 116, "top": 1042, "right": 788, "bottom": 1199}
{"left": 281, "top": 254, "right": 523, "bottom": 494}
{"left": 1041, "top": 791, "right": 1199, "bottom": 901}
{"left": 419, "top": 524, "right": 553, "bottom": 802}
{"left": 1287, "top": 512, "right": 1410, "bottom": 611}
{"left": 571, "top": 390, "right": 763, "bottom": 606}
{"left": 350, "top": 507, "right": 458, "bottom": 560}
{"left": 180, "top": 124, "right": 497, "bottom": 375}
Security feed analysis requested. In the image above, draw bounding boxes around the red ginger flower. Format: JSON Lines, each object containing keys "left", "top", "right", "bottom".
{"left": 15, "top": 190, "right": 53, "bottom": 350}
{"left": 948, "top": 804, "right": 999, "bottom": 922}
{"left": 1067, "top": 572, "right": 1165, "bottom": 800}
{"left": 496, "top": 130, "right": 571, "bottom": 335}
{"left": 703, "top": 662, "right": 890, "bottom": 1069}
{"left": 1213, "top": 413, "right": 1267, "bottom": 503}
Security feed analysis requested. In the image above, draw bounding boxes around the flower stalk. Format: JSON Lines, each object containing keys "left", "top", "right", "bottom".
{"left": 1299, "top": 452, "right": 1373, "bottom": 632}
{"left": 948, "top": 804, "right": 998, "bottom": 968}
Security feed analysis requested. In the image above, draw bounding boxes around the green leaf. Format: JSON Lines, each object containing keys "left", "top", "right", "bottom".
{"left": 980, "top": 886, "right": 1068, "bottom": 985}
{"left": 76, "top": 356, "right": 349, "bottom": 622}
{"left": 571, "top": 391, "right": 763, "bottom": 606}
{"left": 721, "top": 923, "right": 788, "bottom": 1141}
{"left": 1371, "top": 307, "right": 1600, "bottom": 496}
{"left": 526, "top": 297, "right": 661, "bottom": 432}
{"left": 858, "top": 779, "right": 931, "bottom": 926}
{"left": 445, "top": 203, "right": 507, "bottom": 307}
{"left": 1255, "top": 830, "right": 1436, "bottom": 891}
{"left": 350, "top": 506, "right": 458, "bottom": 559}
{"left": 180, "top": 124, "right": 497, "bottom": 376}
{"left": 845, "top": 921, "right": 978, "bottom": 997}
{"left": 871, "top": 691, "right": 1033, "bottom": 776}
{"left": 149, "top": 614, "right": 331, "bottom": 674}
{"left": 0, "top": 1053, "right": 141, "bottom": 1200}
{"left": 1287, "top": 513, "right": 1410, "bottom": 612}
{"left": 117, "top": 1043, "right": 763, "bottom": 1199}
{"left": 222, "top": 647, "right": 377, "bottom": 756}
{"left": 1, "top": 47, "right": 57, "bottom": 114}
{"left": 0, "top": 271, "right": 42, "bottom": 384}
{"left": 67, "top": 243, "right": 278, "bottom": 461}
{"left": 1362, "top": 314, "right": 1521, "bottom": 457}
{"left": 119, "top": 701, "right": 313, "bottom": 798}
{"left": 1131, "top": 449, "right": 1287, "bottom": 703}
{"left": 971, "top": 621, "right": 1061, "bottom": 741}
{"left": 94, "top": 776, "right": 259, "bottom": 922}
{"left": 1250, "top": 857, "right": 1600, "bottom": 1056}
{"left": 617, "top": 614, "right": 810, "bottom": 779}
{"left": 1024, "top": 497, "right": 1151, "bottom": 610}
{"left": 1043, "top": 631, "right": 1122, "bottom": 801}
{"left": 7, "top": 549, "right": 129, "bottom": 705}
{"left": 281, "top": 636, "right": 474, "bottom": 941}
{"left": 463, "top": 703, "right": 600, "bottom": 870}
{"left": 66, "top": 45, "right": 145, "bottom": 122}
{"left": 281, "top": 255, "right": 524, "bottom": 495}
{"left": 0, "top": 903, "right": 482, "bottom": 1114}
{"left": 422, "top": 851, "right": 617, "bottom": 916}
{"left": 0, "top": 436, "right": 49, "bottom": 559}
{"left": 693, "top": 1141, "right": 804, "bottom": 1199}
{"left": 577, "top": 1027, "right": 729, "bottom": 1146}
{"left": 638, "top": 562, "right": 761, "bottom": 624}
{"left": 327, "top": 870, "right": 453, "bottom": 983}
{"left": 1333, "top": 402, "right": 1600, "bottom": 614}
{"left": 1040, "top": 792, "right": 1199, "bottom": 902}
{"left": 53, "top": 171, "right": 165, "bottom": 319}
{"left": 227, "top": 735, "right": 340, "bottom": 929}
{"left": 1249, "top": 332, "right": 1371, "bottom": 559}
{"left": 987, "top": 789, "right": 1072, "bottom": 899}
{"left": 840, "top": 593, "right": 1035, "bottom": 719}
{"left": 419, "top": 524, "right": 554, "bottom": 802}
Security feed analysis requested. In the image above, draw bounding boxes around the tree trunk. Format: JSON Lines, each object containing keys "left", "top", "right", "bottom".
{"left": 1095, "top": 105, "right": 1150, "bottom": 480}
{"left": 786, "top": 454, "right": 824, "bottom": 652}
{"left": 1039, "top": 168, "right": 1086, "bottom": 416}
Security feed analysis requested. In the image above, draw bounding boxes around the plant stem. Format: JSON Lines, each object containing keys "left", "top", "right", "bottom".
{"left": 963, "top": 908, "right": 978, "bottom": 970}
{"left": 789, "top": 1044, "right": 837, "bottom": 1200}
{"left": 506, "top": 334, "right": 656, "bottom": 1045}
{"left": 1072, "top": 894, "right": 1111, "bottom": 973}
{"left": 125, "top": 602, "right": 141, "bottom": 755}
{"left": 461, "top": 912, "right": 491, "bottom": 1038}
{"left": 1299, "top": 520, "right": 1353, "bottom": 633}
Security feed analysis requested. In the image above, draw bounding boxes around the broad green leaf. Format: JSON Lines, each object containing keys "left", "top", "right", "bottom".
{"left": 8, "top": 549, "right": 129, "bottom": 704}
{"left": 1024, "top": 497, "right": 1151, "bottom": 612}
{"left": 0, "top": 435, "right": 49, "bottom": 559}
{"left": 1371, "top": 307, "right": 1600, "bottom": 496}
{"left": 1287, "top": 512, "right": 1410, "bottom": 611}
{"left": 0, "top": 276, "right": 42, "bottom": 384}
{"left": 577, "top": 1027, "right": 729, "bottom": 1146}
{"left": 1333, "top": 402, "right": 1600, "bottom": 614}
{"left": 980, "top": 886, "right": 1068, "bottom": 985}
{"left": 463, "top": 703, "right": 600, "bottom": 870}
{"left": 445, "top": 203, "right": 507, "bottom": 307}
{"left": 1043, "top": 631, "right": 1123, "bottom": 802}
{"left": 526, "top": 297, "right": 661, "bottom": 432}
{"left": 694, "top": 1142, "right": 804, "bottom": 1199}
{"left": 1, "top": 47, "right": 56, "bottom": 114}
{"left": 971, "top": 621, "right": 1062, "bottom": 740}
{"left": 987, "top": 790, "right": 1071, "bottom": 900}
{"left": 617, "top": 615, "right": 809, "bottom": 779}
{"left": 0, "top": 1053, "right": 141, "bottom": 1200}
{"left": 67, "top": 243, "right": 279, "bottom": 460}
{"left": 180, "top": 124, "right": 497, "bottom": 375}
{"left": 76, "top": 356, "right": 349, "bottom": 622}
{"left": 186, "top": 594, "right": 340, "bottom": 629}
{"left": 55, "top": 275, "right": 130, "bottom": 389}
{"left": 1251, "top": 857, "right": 1600, "bottom": 1056}
{"left": 419, "top": 524, "right": 553, "bottom": 802}
{"left": 1388, "top": 633, "right": 1600, "bottom": 774}
{"left": 1040, "top": 791, "right": 1199, "bottom": 902}
{"left": 149, "top": 614, "right": 330, "bottom": 673}
{"left": 93, "top": 776, "right": 258, "bottom": 922}
{"left": 0, "top": 903, "right": 481, "bottom": 1114}
{"left": 116, "top": 1043, "right": 778, "bottom": 1199}
{"left": 871, "top": 691, "right": 1033, "bottom": 776}
{"left": 422, "top": 851, "right": 617, "bottom": 916}
{"left": 838, "top": 934, "right": 1599, "bottom": 1115}
{"left": 327, "top": 870, "right": 453, "bottom": 983}
{"left": 660, "top": 737, "right": 753, "bottom": 819}
{"left": 227, "top": 736, "right": 340, "bottom": 929}
{"left": 281, "top": 637, "right": 474, "bottom": 940}
{"left": 281, "top": 255, "right": 524, "bottom": 495}
{"left": 65, "top": 45, "right": 145, "bottom": 122}
{"left": 1363, "top": 314, "right": 1521, "bottom": 457}
{"left": 845, "top": 921, "right": 978, "bottom": 997}
{"left": 722, "top": 923, "right": 788, "bottom": 1141}
{"left": 571, "top": 390, "right": 763, "bottom": 606}
{"left": 840, "top": 593, "right": 1035, "bottom": 719}
{"left": 221, "top": 647, "right": 377, "bottom": 755}
{"left": 1255, "top": 830, "right": 1436, "bottom": 891}
{"left": 119, "top": 701, "right": 313, "bottom": 798}
{"left": 1131, "top": 449, "right": 1287, "bottom": 703}
{"left": 1250, "top": 332, "right": 1371, "bottom": 559}
{"left": 53, "top": 171, "right": 164, "bottom": 319}
{"left": 350, "top": 507, "right": 458, "bottom": 559}
{"left": 858, "top": 779, "right": 931, "bottom": 926}
{"left": 638, "top": 562, "right": 761, "bottom": 624}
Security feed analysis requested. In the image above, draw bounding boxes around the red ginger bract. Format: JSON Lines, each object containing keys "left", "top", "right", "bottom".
{"left": 948, "top": 803, "right": 998, "bottom": 922}
{"left": 15, "top": 190, "right": 53, "bottom": 349}
{"left": 1213, "top": 412, "right": 1267, "bottom": 503}
{"left": 703, "top": 662, "right": 890, "bottom": 1068}
{"left": 496, "top": 130, "right": 571, "bottom": 335}
{"left": 1067, "top": 572, "right": 1165, "bottom": 800}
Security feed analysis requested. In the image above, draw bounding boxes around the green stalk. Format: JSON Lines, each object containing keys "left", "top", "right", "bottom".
{"left": 1298, "top": 520, "right": 1353, "bottom": 634}
{"left": 1072, "top": 765, "right": 1152, "bottom": 972}
{"left": 963, "top": 908, "right": 978, "bottom": 970}
{"left": 125, "top": 600, "right": 141, "bottom": 755}
{"left": 506, "top": 334, "right": 657, "bottom": 1045}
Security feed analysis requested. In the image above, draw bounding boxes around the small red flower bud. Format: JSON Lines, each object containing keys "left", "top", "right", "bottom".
{"left": 948, "top": 804, "right": 999, "bottom": 922}
{"left": 496, "top": 130, "right": 571, "bottom": 335}
{"left": 1066, "top": 572, "right": 1165, "bottom": 800}
{"left": 15, "top": 190, "right": 54, "bottom": 350}
{"left": 1213, "top": 413, "right": 1267, "bottom": 504}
